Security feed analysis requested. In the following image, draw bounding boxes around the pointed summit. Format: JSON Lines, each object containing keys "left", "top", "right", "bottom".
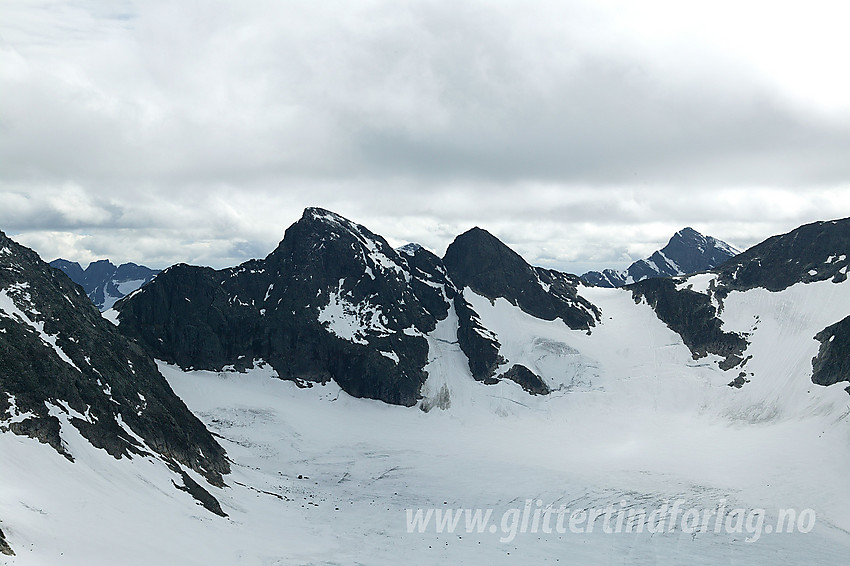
{"left": 582, "top": 227, "right": 740, "bottom": 287}
{"left": 443, "top": 227, "right": 533, "bottom": 295}
{"left": 300, "top": 206, "right": 355, "bottom": 228}
{"left": 660, "top": 227, "right": 741, "bottom": 274}
{"left": 443, "top": 227, "right": 598, "bottom": 329}
{"left": 117, "top": 207, "right": 442, "bottom": 406}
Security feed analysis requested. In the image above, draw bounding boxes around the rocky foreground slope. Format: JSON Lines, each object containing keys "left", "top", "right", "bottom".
{"left": 0, "top": 231, "right": 230, "bottom": 525}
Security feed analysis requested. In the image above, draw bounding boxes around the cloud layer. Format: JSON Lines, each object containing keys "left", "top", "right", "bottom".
{"left": 2, "top": 0, "right": 849, "bottom": 270}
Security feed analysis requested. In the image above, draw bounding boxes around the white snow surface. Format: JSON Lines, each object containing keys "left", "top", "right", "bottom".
{"left": 713, "top": 238, "right": 742, "bottom": 256}
{"left": 114, "top": 278, "right": 147, "bottom": 296}
{"left": 3, "top": 277, "right": 850, "bottom": 564}
{"left": 317, "top": 283, "right": 392, "bottom": 344}
{"left": 100, "top": 308, "right": 120, "bottom": 326}
{"left": 676, "top": 272, "right": 717, "bottom": 294}
{"left": 98, "top": 285, "right": 123, "bottom": 312}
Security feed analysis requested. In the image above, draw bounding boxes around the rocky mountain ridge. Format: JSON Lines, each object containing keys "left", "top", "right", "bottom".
{"left": 113, "top": 209, "right": 850, "bottom": 407}
{"left": 0, "top": 231, "right": 229, "bottom": 508}
{"left": 113, "top": 208, "right": 602, "bottom": 406}
{"left": 582, "top": 227, "right": 740, "bottom": 287}
{"left": 50, "top": 259, "right": 159, "bottom": 311}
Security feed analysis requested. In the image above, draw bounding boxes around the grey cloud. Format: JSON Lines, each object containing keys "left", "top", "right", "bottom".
{"left": 6, "top": 0, "right": 848, "bottom": 189}
{"left": 1, "top": 1, "right": 849, "bottom": 272}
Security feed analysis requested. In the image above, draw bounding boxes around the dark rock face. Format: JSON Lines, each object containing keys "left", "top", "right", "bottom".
{"left": 399, "top": 243, "right": 505, "bottom": 383}
{"left": 171, "top": 465, "right": 228, "bottom": 517}
{"left": 583, "top": 227, "right": 739, "bottom": 287}
{"left": 50, "top": 258, "right": 159, "bottom": 311}
{"left": 0, "top": 526, "right": 13, "bottom": 556}
{"left": 443, "top": 227, "right": 599, "bottom": 330}
{"left": 452, "top": 295, "right": 505, "bottom": 383}
{"left": 117, "top": 209, "right": 604, "bottom": 405}
{"left": 0, "top": 231, "right": 229, "bottom": 486}
{"left": 630, "top": 278, "right": 749, "bottom": 368}
{"left": 630, "top": 218, "right": 850, "bottom": 377}
{"left": 728, "top": 373, "right": 751, "bottom": 389}
{"left": 500, "top": 364, "right": 550, "bottom": 395}
{"left": 716, "top": 218, "right": 850, "bottom": 292}
{"left": 812, "top": 316, "right": 850, "bottom": 388}
{"left": 116, "top": 208, "right": 441, "bottom": 406}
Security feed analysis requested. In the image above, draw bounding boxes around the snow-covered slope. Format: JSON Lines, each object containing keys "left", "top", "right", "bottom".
{"left": 0, "top": 231, "right": 229, "bottom": 559}
{"left": 3, "top": 213, "right": 850, "bottom": 564}
{"left": 582, "top": 227, "right": 740, "bottom": 287}
{"left": 4, "top": 353, "right": 849, "bottom": 565}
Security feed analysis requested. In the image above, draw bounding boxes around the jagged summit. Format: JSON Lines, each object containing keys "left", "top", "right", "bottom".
{"left": 116, "top": 207, "right": 438, "bottom": 406}
{"left": 50, "top": 258, "right": 159, "bottom": 311}
{"left": 582, "top": 227, "right": 740, "bottom": 287}
{"left": 267, "top": 206, "right": 409, "bottom": 283}
{"left": 444, "top": 227, "right": 599, "bottom": 330}
{"left": 115, "top": 208, "right": 602, "bottom": 405}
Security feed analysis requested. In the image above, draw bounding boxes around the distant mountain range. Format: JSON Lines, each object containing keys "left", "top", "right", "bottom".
{"left": 581, "top": 227, "right": 740, "bottom": 287}
{"left": 3, "top": 210, "right": 850, "bottom": 562}
{"left": 108, "top": 208, "right": 849, "bottom": 407}
{"left": 49, "top": 259, "right": 159, "bottom": 311}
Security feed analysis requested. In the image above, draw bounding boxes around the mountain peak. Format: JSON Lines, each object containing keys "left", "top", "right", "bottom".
{"left": 443, "top": 227, "right": 531, "bottom": 291}
{"left": 301, "top": 206, "right": 346, "bottom": 224}
{"left": 582, "top": 227, "right": 740, "bottom": 287}
{"left": 119, "top": 207, "right": 442, "bottom": 406}
{"left": 397, "top": 243, "right": 423, "bottom": 256}
{"left": 444, "top": 227, "right": 598, "bottom": 329}
{"left": 452, "top": 226, "right": 504, "bottom": 246}
{"left": 50, "top": 258, "right": 159, "bottom": 311}
{"left": 440, "top": 227, "right": 515, "bottom": 268}
{"left": 87, "top": 258, "right": 117, "bottom": 269}
{"left": 291, "top": 208, "right": 393, "bottom": 251}
{"left": 272, "top": 207, "right": 408, "bottom": 281}
{"left": 674, "top": 226, "right": 701, "bottom": 238}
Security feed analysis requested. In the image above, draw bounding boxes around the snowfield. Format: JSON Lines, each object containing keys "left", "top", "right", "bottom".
{"left": 3, "top": 278, "right": 850, "bottom": 564}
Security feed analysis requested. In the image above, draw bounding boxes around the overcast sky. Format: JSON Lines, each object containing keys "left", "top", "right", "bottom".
{"left": 2, "top": 0, "right": 849, "bottom": 273}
